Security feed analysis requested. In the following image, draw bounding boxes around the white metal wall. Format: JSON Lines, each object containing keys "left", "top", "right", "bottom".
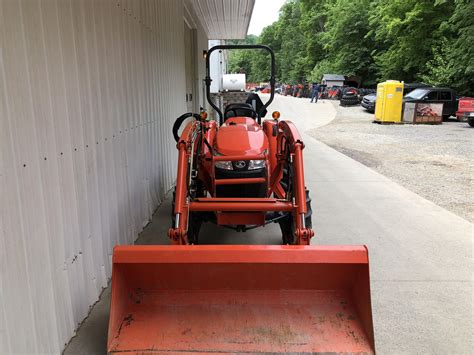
{"left": 0, "top": 0, "right": 190, "bottom": 353}
{"left": 184, "top": 0, "right": 209, "bottom": 111}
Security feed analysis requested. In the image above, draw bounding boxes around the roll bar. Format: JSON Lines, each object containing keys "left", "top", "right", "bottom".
{"left": 204, "top": 45, "right": 276, "bottom": 125}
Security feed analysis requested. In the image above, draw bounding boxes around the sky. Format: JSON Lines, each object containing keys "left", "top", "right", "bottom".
{"left": 247, "top": 0, "right": 286, "bottom": 36}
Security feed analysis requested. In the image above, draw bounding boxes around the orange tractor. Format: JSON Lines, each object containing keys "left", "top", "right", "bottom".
{"left": 107, "top": 45, "right": 375, "bottom": 354}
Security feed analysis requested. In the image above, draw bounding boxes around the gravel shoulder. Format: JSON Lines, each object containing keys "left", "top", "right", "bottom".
{"left": 308, "top": 102, "right": 474, "bottom": 222}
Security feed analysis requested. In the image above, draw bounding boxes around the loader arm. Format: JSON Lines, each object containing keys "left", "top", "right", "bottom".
{"left": 169, "top": 119, "right": 202, "bottom": 245}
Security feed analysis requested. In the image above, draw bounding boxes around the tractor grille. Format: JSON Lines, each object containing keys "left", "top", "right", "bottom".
{"left": 215, "top": 168, "right": 267, "bottom": 197}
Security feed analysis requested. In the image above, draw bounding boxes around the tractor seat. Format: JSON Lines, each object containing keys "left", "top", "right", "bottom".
{"left": 224, "top": 103, "right": 257, "bottom": 120}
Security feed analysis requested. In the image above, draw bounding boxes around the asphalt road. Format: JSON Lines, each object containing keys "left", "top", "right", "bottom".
{"left": 65, "top": 95, "right": 472, "bottom": 354}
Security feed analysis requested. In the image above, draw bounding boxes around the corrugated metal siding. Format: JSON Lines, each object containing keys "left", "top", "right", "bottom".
{"left": 0, "top": 0, "right": 187, "bottom": 353}
{"left": 184, "top": 0, "right": 208, "bottom": 110}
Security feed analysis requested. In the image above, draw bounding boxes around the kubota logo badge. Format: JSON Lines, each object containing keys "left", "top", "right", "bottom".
{"left": 235, "top": 161, "right": 246, "bottom": 169}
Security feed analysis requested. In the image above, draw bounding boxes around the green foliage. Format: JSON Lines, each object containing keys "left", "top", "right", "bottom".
{"left": 420, "top": 38, "right": 453, "bottom": 87}
{"left": 319, "top": 0, "right": 376, "bottom": 84}
{"left": 369, "top": 0, "right": 454, "bottom": 82}
{"left": 442, "top": 0, "right": 474, "bottom": 95}
{"left": 227, "top": 35, "right": 261, "bottom": 82}
{"left": 308, "top": 59, "right": 337, "bottom": 82}
{"left": 227, "top": 0, "right": 472, "bottom": 94}
{"left": 274, "top": 1, "right": 308, "bottom": 83}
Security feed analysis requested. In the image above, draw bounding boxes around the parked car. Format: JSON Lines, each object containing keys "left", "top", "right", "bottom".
{"left": 456, "top": 97, "right": 474, "bottom": 127}
{"left": 361, "top": 93, "right": 376, "bottom": 112}
{"left": 403, "top": 87, "right": 458, "bottom": 119}
{"left": 403, "top": 82, "right": 432, "bottom": 95}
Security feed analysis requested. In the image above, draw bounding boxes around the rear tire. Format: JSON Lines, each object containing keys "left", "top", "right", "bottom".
{"left": 340, "top": 93, "right": 359, "bottom": 106}
{"left": 468, "top": 119, "right": 474, "bottom": 127}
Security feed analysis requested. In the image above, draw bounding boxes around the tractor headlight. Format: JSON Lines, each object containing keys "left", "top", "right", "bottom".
{"left": 214, "top": 151, "right": 233, "bottom": 170}
{"left": 248, "top": 160, "right": 266, "bottom": 170}
{"left": 215, "top": 160, "right": 233, "bottom": 170}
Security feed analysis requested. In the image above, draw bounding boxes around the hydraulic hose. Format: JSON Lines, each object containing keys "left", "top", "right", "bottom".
{"left": 172, "top": 112, "right": 200, "bottom": 142}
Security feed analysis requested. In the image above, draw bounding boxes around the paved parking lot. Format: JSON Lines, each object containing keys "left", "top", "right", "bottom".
{"left": 311, "top": 103, "right": 474, "bottom": 222}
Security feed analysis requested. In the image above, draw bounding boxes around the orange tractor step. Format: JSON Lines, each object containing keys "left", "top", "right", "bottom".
{"left": 107, "top": 245, "right": 375, "bottom": 354}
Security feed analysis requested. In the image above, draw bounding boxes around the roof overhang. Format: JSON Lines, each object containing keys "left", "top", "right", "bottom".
{"left": 189, "top": 0, "right": 255, "bottom": 40}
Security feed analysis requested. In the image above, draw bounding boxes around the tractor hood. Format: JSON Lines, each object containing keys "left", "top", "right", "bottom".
{"left": 216, "top": 120, "right": 268, "bottom": 156}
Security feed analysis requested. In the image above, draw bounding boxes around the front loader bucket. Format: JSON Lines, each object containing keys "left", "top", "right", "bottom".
{"left": 108, "top": 245, "right": 375, "bottom": 354}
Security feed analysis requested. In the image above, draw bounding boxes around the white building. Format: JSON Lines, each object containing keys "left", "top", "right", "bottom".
{"left": 0, "top": 0, "right": 255, "bottom": 353}
{"left": 321, "top": 74, "right": 346, "bottom": 87}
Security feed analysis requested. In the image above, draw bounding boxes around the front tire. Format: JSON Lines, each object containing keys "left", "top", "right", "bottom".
{"left": 279, "top": 189, "right": 312, "bottom": 245}
{"left": 171, "top": 188, "right": 202, "bottom": 244}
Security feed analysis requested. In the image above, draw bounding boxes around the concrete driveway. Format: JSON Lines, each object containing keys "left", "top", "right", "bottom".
{"left": 65, "top": 95, "right": 472, "bottom": 354}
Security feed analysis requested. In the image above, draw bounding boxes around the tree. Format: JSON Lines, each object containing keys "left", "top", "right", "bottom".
{"left": 226, "top": 0, "right": 472, "bottom": 94}
{"left": 268, "top": 1, "right": 308, "bottom": 83}
{"left": 421, "top": 0, "right": 473, "bottom": 94}
{"left": 368, "top": 0, "right": 454, "bottom": 82}
{"left": 316, "top": 0, "right": 377, "bottom": 85}
{"left": 445, "top": 0, "right": 474, "bottom": 95}
{"left": 299, "top": 0, "right": 328, "bottom": 80}
{"left": 227, "top": 35, "right": 259, "bottom": 81}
